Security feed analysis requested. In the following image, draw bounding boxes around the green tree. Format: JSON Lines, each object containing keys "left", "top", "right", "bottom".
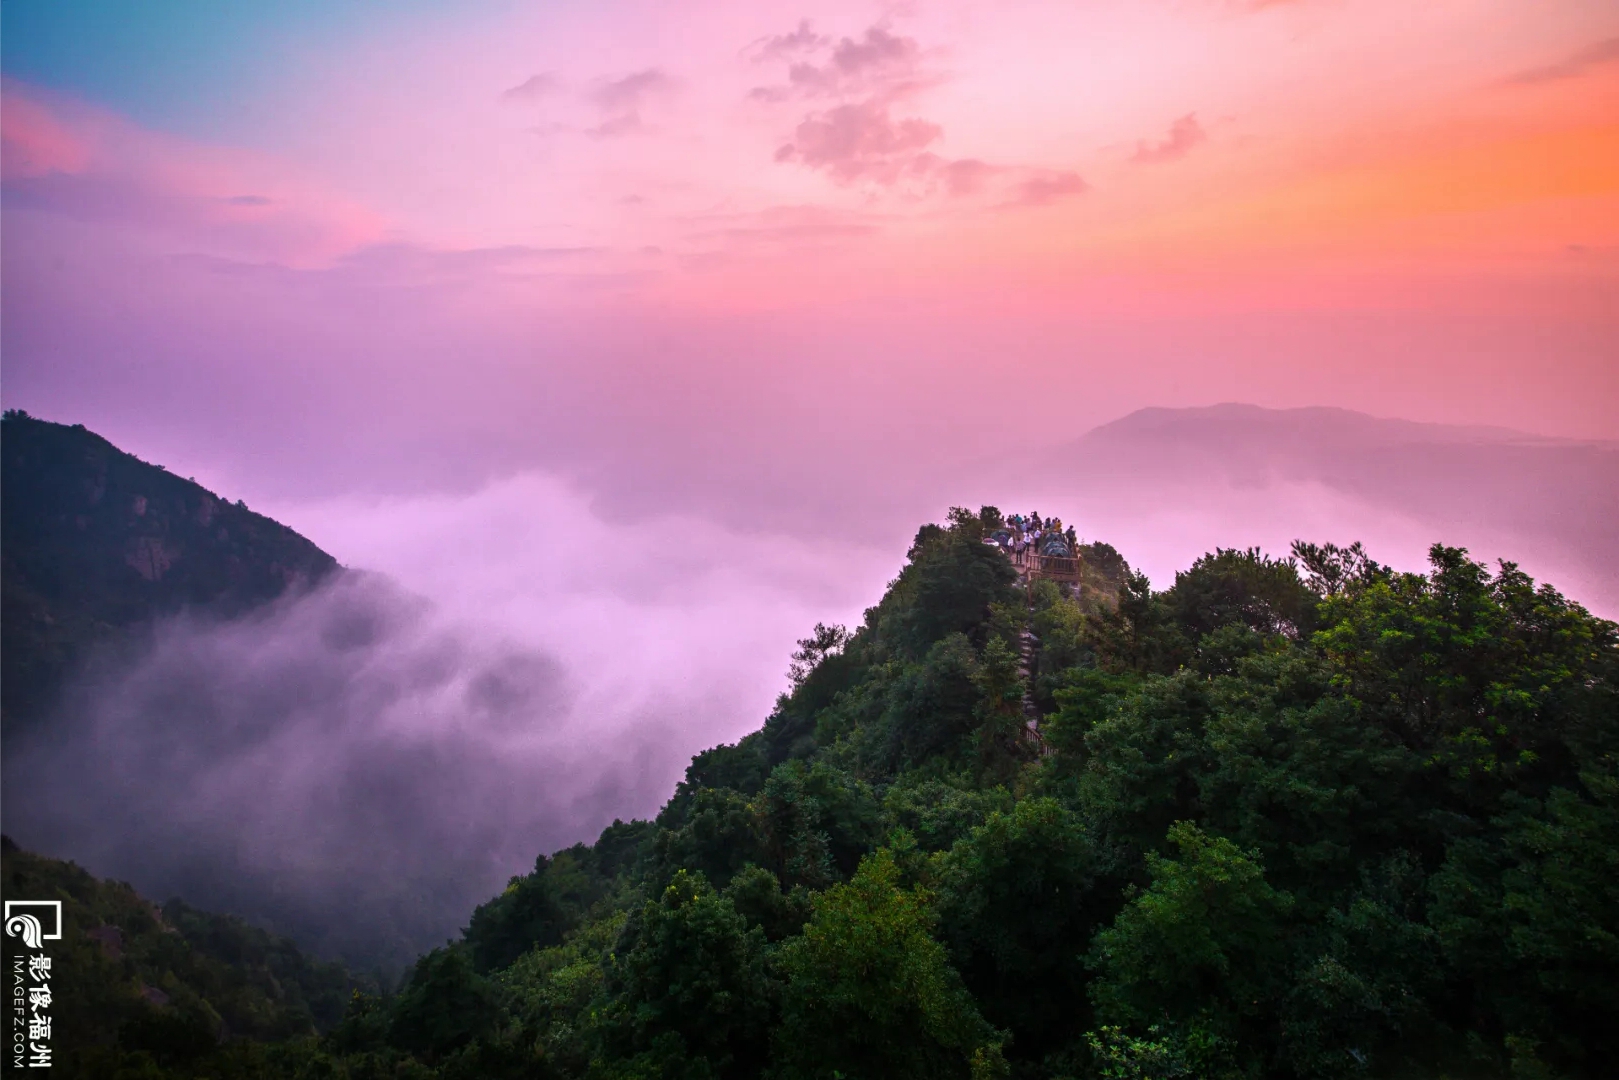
{"left": 937, "top": 798, "right": 1106, "bottom": 1058}
{"left": 1088, "top": 823, "right": 1293, "bottom": 1048}
{"left": 388, "top": 946, "right": 502, "bottom": 1061}
{"left": 599, "top": 871, "right": 776, "bottom": 1080}
{"left": 463, "top": 855, "right": 571, "bottom": 973}
{"left": 774, "top": 849, "right": 1007, "bottom": 1080}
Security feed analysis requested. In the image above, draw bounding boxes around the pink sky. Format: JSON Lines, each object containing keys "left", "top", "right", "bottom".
{"left": 5, "top": 2, "right": 1617, "bottom": 948}
{"left": 2, "top": 0, "right": 1616, "bottom": 504}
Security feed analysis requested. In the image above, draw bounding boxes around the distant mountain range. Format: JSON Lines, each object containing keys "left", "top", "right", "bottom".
{"left": 1004, "top": 403, "right": 1618, "bottom": 616}
{"left": 1, "top": 411, "right": 339, "bottom": 733}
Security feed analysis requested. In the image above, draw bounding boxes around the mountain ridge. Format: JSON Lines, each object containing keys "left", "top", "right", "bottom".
{"left": 1, "top": 410, "right": 341, "bottom": 732}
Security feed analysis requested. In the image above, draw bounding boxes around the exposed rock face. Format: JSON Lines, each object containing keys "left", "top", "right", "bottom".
{"left": 125, "top": 536, "right": 176, "bottom": 581}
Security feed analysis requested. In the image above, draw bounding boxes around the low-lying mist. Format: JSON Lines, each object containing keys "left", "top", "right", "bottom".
{"left": 3, "top": 473, "right": 900, "bottom": 974}
{"left": 8, "top": 419, "right": 1612, "bottom": 975}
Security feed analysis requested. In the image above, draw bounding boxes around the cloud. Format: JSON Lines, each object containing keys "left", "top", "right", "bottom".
{"left": 755, "top": 23, "right": 982, "bottom": 195}
{"left": 749, "top": 23, "right": 931, "bottom": 103}
{"left": 580, "top": 68, "right": 674, "bottom": 138}
{"left": 0, "top": 86, "right": 94, "bottom": 179}
{"left": 689, "top": 204, "right": 883, "bottom": 245}
{"left": 746, "top": 19, "right": 831, "bottom": 63}
{"left": 775, "top": 100, "right": 942, "bottom": 184}
{"left": 1007, "top": 170, "right": 1089, "bottom": 206}
{"left": 1503, "top": 37, "right": 1619, "bottom": 86}
{"left": 588, "top": 113, "right": 649, "bottom": 138}
{"left": 501, "top": 72, "right": 560, "bottom": 102}
{"left": 1131, "top": 113, "right": 1206, "bottom": 164}
{"left": 0, "top": 80, "right": 383, "bottom": 265}
{"left": 823, "top": 25, "right": 921, "bottom": 83}
{"left": 938, "top": 158, "right": 998, "bottom": 196}
{"left": 590, "top": 68, "right": 673, "bottom": 111}
{"left": 3, "top": 471, "right": 893, "bottom": 973}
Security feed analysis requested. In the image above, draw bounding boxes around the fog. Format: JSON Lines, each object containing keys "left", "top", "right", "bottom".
{"left": 7, "top": 415, "right": 1613, "bottom": 973}
{"left": 4, "top": 473, "right": 899, "bottom": 973}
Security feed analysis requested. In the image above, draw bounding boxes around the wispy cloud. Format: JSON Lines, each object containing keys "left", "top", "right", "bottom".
{"left": 775, "top": 100, "right": 941, "bottom": 184}
{"left": 746, "top": 19, "right": 832, "bottom": 64}
{"left": 687, "top": 204, "right": 882, "bottom": 246}
{"left": 590, "top": 69, "right": 673, "bottom": 111}
{"left": 501, "top": 72, "right": 560, "bottom": 102}
{"left": 0, "top": 81, "right": 383, "bottom": 265}
{"left": 1503, "top": 37, "right": 1619, "bottom": 86}
{"left": 1131, "top": 113, "right": 1207, "bottom": 164}
{"left": 938, "top": 158, "right": 998, "bottom": 196}
{"left": 1006, "top": 170, "right": 1089, "bottom": 206}
{"left": 583, "top": 68, "right": 674, "bottom": 137}
{"left": 748, "top": 22, "right": 933, "bottom": 104}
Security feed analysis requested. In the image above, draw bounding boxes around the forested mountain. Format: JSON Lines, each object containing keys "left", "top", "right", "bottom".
{"left": 26, "top": 506, "right": 1607, "bottom": 1080}
{"left": 1, "top": 410, "right": 340, "bottom": 733}
{"left": 3, "top": 419, "right": 1614, "bottom": 1078}
{"left": 0, "top": 838, "right": 366, "bottom": 1075}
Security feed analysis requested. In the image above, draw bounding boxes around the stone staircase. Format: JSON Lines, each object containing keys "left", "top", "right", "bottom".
{"left": 1018, "top": 592, "right": 1048, "bottom": 754}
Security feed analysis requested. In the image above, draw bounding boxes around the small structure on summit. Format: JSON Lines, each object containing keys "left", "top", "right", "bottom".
{"left": 985, "top": 511, "right": 1084, "bottom": 586}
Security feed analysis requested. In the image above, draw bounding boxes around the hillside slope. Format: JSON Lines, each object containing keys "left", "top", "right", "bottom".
{"left": 1, "top": 411, "right": 340, "bottom": 731}
{"left": 0, "top": 837, "right": 365, "bottom": 1077}
{"left": 172, "top": 506, "right": 1615, "bottom": 1080}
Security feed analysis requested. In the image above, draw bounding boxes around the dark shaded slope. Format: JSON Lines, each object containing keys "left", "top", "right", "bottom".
{"left": 1, "top": 410, "right": 340, "bottom": 731}
{"left": 0, "top": 836, "right": 366, "bottom": 1076}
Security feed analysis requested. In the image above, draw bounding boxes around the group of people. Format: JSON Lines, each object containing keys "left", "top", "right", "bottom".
{"left": 1000, "top": 511, "right": 1078, "bottom": 558}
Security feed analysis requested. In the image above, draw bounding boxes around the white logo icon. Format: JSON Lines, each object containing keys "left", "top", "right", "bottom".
{"left": 5, "top": 914, "right": 42, "bottom": 948}
{"left": 3, "top": 902, "right": 62, "bottom": 948}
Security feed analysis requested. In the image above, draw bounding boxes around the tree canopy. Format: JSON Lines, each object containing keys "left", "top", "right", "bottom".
{"left": 14, "top": 508, "right": 1617, "bottom": 1079}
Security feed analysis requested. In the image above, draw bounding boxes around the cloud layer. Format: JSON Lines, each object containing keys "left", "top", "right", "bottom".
{"left": 3, "top": 472, "right": 896, "bottom": 971}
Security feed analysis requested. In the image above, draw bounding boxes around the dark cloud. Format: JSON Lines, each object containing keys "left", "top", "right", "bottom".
{"left": 1503, "top": 37, "right": 1619, "bottom": 86}
{"left": 501, "top": 73, "right": 560, "bottom": 102}
{"left": 224, "top": 194, "right": 273, "bottom": 206}
{"left": 775, "top": 101, "right": 942, "bottom": 184}
{"left": 1008, "top": 171, "right": 1090, "bottom": 206}
{"left": 1131, "top": 113, "right": 1206, "bottom": 164}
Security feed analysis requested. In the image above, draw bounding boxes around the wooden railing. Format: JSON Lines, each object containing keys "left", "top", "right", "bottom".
{"left": 1005, "top": 546, "right": 1083, "bottom": 583}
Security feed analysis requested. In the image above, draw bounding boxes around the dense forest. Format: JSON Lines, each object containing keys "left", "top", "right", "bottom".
{"left": 5, "top": 502, "right": 1616, "bottom": 1079}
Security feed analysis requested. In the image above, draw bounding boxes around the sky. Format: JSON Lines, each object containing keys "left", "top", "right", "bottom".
{"left": 3, "top": 0, "right": 1617, "bottom": 961}
{"left": 4, "top": 0, "right": 1616, "bottom": 489}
